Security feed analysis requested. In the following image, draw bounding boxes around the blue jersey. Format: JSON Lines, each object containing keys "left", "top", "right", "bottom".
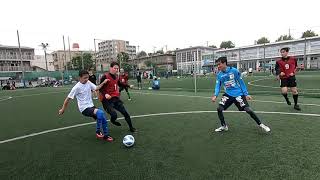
{"left": 214, "top": 67, "right": 249, "bottom": 97}
{"left": 153, "top": 80, "right": 160, "bottom": 87}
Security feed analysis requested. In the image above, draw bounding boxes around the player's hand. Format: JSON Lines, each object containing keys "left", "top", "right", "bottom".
{"left": 211, "top": 96, "right": 217, "bottom": 102}
{"left": 58, "top": 108, "right": 64, "bottom": 115}
{"left": 276, "top": 75, "right": 280, "bottom": 80}
{"left": 105, "top": 94, "right": 112, "bottom": 100}
{"left": 246, "top": 95, "right": 253, "bottom": 101}
{"left": 289, "top": 73, "right": 294, "bottom": 76}
{"left": 102, "top": 79, "right": 109, "bottom": 84}
{"left": 280, "top": 72, "right": 285, "bottom": 76}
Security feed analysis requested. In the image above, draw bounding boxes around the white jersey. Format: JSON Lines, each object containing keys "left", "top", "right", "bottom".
{"left": 67, "top": 81, "right": 97, "bottom": 112}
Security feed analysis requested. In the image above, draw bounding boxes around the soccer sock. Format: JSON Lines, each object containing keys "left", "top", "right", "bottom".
{"left": 96, "top": 109, "right": 109, "bottom": 136}
{"left": 293, "top": 94, "right": 299, "bottom": 105}
{"left": 245, "top": 108, "right": 261, "bottom": 125}
{"left": 96, "top": 118, "right": 102, "bottom": 133}
{"left": 217, "top": 106, "right": 226, "bottom": 126}
{"left": 127, "top": 92, "right": 131, "bottom": 99}
{"left": 282, "top": 93, "right": 290, "bottom": 102}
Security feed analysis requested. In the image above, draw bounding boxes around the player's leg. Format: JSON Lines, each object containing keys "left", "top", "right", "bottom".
{"left": 113, "top": 99, "right": 136, "bottom": 132}
{"left": 102, "top": 99, "right": 121, "bottom": 126}
{"left": 215, "top": 94, "right": 233, "bottom": 132}
{"left": 289, "top": 77, "right": 301, "bottom": 111}
{"left": 93, "top": 108, "right": 113, "bottom": 141}
{"left": 235, "top": 96, "right": 270, "bottom": 132}
{"left": 125, "top": 86, "right": 131, "bottom": 100}
{"left": 281, "top": 87, "right": 291, "bottom": 105}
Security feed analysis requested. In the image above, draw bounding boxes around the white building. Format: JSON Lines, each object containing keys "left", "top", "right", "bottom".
{"left": 32, "top": 55, "right": 54, "bottom": 71}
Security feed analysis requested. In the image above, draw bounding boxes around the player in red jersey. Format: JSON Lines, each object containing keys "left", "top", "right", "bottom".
{"left": 99, "top": 62, "right": 136, "bottom": 132}
{"left": 275, "top": 47, "right": 301, "bottom": 111}
{"left": 119, "top": 68, "right": 132, "bottom": 101}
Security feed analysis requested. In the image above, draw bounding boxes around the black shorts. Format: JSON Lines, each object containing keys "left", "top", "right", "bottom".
{"left": 102, "top": 97, "right": 124, "bottom": 114}
{"left": 218, "top": 93, "right": 250, "bottom": 111}
{"left": 81, "top": 107, "right": 97, "bottom": 119}
{"left": 119, "top": 85, "right": 129, "bottom": 92}
{"left": 280, "top": 76, "right": 297, "bottom": 87}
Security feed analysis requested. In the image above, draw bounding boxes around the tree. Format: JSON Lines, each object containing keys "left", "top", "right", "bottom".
{"left": 117, "top": 52, "right": 132, "bottom": 72}
{"left": 220, "top": 41, "right": 235, "bottom": 49}
{"left": 144, "top": 60, "right": 153, "bottom": 68}
{"left": 256, "top": 37, "right": 270, "bottom": 44}
{"left": 209, "top": 45, "right": 217, "bottom": 48}
{"left": 301, "top": 30, "right": 318, "bottom": 38}
{"left": 276, "top": 35, "right": 294, "bottom": 42}
{"left": 69, "top": 53, "right": 94, "bottom": 70}
{"left": 137, "top": 51, "right": 147, "bottom": 58}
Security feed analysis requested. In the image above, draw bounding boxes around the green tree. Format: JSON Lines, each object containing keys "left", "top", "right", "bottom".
{"left": 209, "top": 45, "right": 217, "bottom": 48}
{"left": 137, "top": 51, "right": 147, "bottom": 58}
{"left": 301, "top": 30, "right": 318, "bottom": 38}
{"left": 276, "top": 35, "right": 294, "bottom": 42}
{"left": 220, "top": 41, "right": 235, "bottom": 49}
{"left": 70, "top": 53, "right": 94, "bottom": 70}
{"left": 256, "top": 37, "right": 270, "bottom": 44}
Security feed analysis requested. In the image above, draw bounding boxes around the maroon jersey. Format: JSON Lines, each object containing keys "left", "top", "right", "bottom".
{"left": 99, "top": 73, "right": 120, "bottom": 101}
{"left": 119, "top": 73, "right": 129, "bottom": 86}
{"left": 276, "top": 56, "right": 297, "bottom": 79}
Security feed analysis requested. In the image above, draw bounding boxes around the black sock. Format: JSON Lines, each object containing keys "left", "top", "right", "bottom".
{"left": 293, "top": 94, "right": 299, "bottom": 105}
{"left": 282, "top": 93, "right": 290, "bottom": 102}
{"left": 217, "top": 110, "right": 226, "bottom": 126}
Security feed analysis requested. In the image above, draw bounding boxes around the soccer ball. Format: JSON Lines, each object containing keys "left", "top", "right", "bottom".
{"left": 148, "top": 87, "right": 152, "bottom": 90}
{"left": 123, "top": 135, "right": 135, "bottom": 147}
{"left": 130, "top": 85, "right": 134, "bottom": 88}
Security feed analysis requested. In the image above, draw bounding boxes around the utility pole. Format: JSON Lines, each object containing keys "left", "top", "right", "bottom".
{"left": 40, "top": 42, "right": 49, "bottom": 82}
{"left": 17, "top": 30, "right": 25, "bottom": 87}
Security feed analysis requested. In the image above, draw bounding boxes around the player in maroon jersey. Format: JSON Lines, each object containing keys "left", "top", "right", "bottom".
{"left": 275, "top": 47, "right": 301, "bottom": 111}
{"left": 119, "top": 68, "right": 132, "bottom": 101}
{"left": 99, "top": 62, "right": 136, "bottom": 132}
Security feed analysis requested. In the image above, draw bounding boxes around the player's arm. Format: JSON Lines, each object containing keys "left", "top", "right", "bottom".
{"left": 58, "top": 97, "right": 71, "bottom": 115}
{"left": 99, "top": 75, "right": 107, "bottom": 93}
{"left": 212, "top": 75, "right": 221, "bottom": 102}
{"left": 275, "top": 61, "right": 284, "bottom": 79}
{"left": 95, "top": 79, "right": 109, "bottom": 91}
{"left": 235, "top": 70, "right": 249, "bottom": 96}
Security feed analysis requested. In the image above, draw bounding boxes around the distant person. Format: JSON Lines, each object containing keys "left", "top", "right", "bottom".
{"left": 275, "top": 47, "right": 301, "bottom": 111}
{"left": 248, "top": 67, "right": 253, "bottom": 76}
{"left": 119, "top": 68, "right": 132, "bottom": 101}
{"left": 58, "top": 70, "right": 113, "bottom": 142}
{"left": 89, "top": 70, "right": 98, "bottom": 99}
{"left": 152, "top": 77, "right": 160, "bottom": 90}
{"left": 136, "top": 71, "right": 142, "bottom": 90}
{"left": 29, "top": 81, "right": 33, "bottom": 87}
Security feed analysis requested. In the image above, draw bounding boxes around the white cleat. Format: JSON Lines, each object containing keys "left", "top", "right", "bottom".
{"left": 260, "top": 124, "right": 271, "bottom": 132}
{"left": 215, "top": 125, "right": 228, "bottom": 132}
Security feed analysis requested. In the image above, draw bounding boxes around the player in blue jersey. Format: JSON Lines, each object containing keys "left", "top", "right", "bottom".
{"left": 211, "top": 57, "right": 270, "bottom": 133}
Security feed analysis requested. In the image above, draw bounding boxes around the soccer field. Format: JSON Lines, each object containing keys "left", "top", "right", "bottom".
{"left": 1, "top": 72, "right": 320, "bottom": 180}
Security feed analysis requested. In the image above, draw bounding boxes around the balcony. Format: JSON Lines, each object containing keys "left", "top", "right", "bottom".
{"left": 0, "top": 66, "right": 32, "bottom": 72}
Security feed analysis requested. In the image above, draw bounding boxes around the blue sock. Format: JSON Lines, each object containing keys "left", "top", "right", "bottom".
{"left": 96, "top": 109, "right": 109, "bottom": 136}
{"left": 96, "top": 118, "right": 102, "bottom": 133}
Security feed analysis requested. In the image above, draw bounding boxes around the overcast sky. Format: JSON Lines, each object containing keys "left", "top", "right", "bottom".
{"left": 1, "top": 0, "right": 319, "bottom": 55}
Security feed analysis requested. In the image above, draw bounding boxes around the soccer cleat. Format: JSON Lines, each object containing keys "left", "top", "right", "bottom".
{"left": 259, "top": 124, "right": 271, "bottom": 132}
{"left": 111, "top": 120, "right": 122, "bottom": 126}
{"left": 96, "top": 131, "right": 104, "bottom": 139}
{"left": 129, "top": 127, "right": 137, "bottom": 132}
{"left": 215, "top": 125, "right": 228, "bottom": 132}
{"left": 286, "top": 100, "right": 292, "bottom": 105}
{"left": 128, "top": 98, "right": 132, "bottom": 101}
{"left": 294, "top": 105, "right": 301, "bottom": 111}
{"left": 103, "top": 135, "right": 114, "bottom": 142}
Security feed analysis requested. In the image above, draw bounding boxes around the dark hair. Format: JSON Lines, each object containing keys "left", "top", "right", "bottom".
{"left": 79, "top": 70, "right": 89, "bottom": 77}
{"left": 110, "top": 61, "right": 120, "bottom": 67}
{"left": 215, "top": 56, "right": 227, "bottom": 65}
{"left": 280, "top": 47, "right": 290, "bottom": 52}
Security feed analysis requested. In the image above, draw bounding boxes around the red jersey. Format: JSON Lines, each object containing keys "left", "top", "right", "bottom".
{"left": 119, "top": 73, "right": 129, "bottom": 86}
{"left": 99, "top": 73, "right": 120, "bottom": 101}
{"left": 276, "top": 56, "right": 297, "bottom": 79}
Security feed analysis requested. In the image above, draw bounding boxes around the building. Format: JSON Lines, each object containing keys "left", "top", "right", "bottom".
{"left": 97, "top": 40, "right": 136, "bottom": 70}
{"left": 214, "top": 36, "right": 320, "bottom": 71}
{"left": 52, "top": 50, "right": 94, "bottom": 71}
{"left": 32, "top": 54, "right": 54, "bottom": 71}
{"left": 175, "top": 46, "right": 216, "bottom": 74}
{"left": 131, "top": 53, "right": 176, "bottom": 72}
{"left": 0, "top": 44, "right": 35, "bottom": 73}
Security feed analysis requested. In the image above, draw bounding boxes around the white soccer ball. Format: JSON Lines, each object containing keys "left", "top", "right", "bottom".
{"left": 130, "top": 85, "right": 134, "bottom": 88}
{"left": 148, "top": 87, "right": 152, "bottom": 90}
{"left": 123, "top": 135, "right": 135, "bottom": 147}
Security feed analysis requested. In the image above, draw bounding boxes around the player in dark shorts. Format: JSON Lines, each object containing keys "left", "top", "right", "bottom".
{"left": 275, "top": 47, "right": 301, "bottom": 111}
